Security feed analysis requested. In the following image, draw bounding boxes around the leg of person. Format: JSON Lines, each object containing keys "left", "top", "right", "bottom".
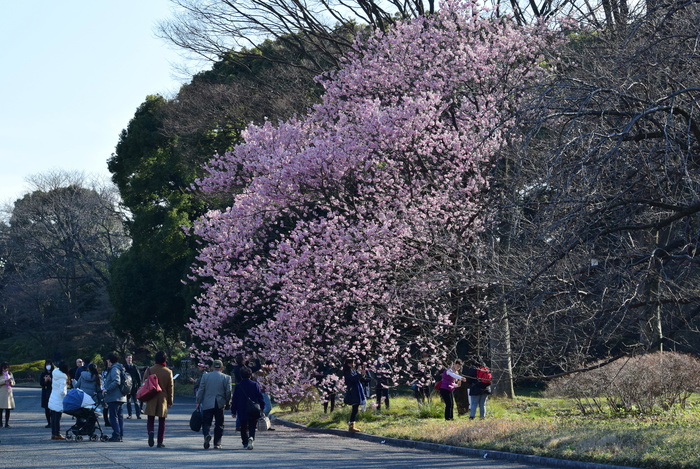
{"left": 134, "top": 394, "right": 142, "bottom": 418}
{"left": 479, "top": 395, "right": 488, "bottom": 418}
{"left": 202, "top": 408, "right": 214, "bottom": 449}
{"left": 126, "top": 396, "right": 133, "bottom": 418}
{"left": 439, "top": 388, "right": 451, "bottom": 420}
{"left": 323, "top": 401, "right": 328, "bottom": 413}
{"left": 384, "top": 388, "right": 390, "bottom": 410}
{"left": 348, "top": 404, "right": 360, "bottom": 432}
{"left": 240, "top": 418, "right": 250, "bottom": 449}
{"left": 51, "top": 410, "right": 65, "bottom": 439}
{"left": 45, "top": 408, "right": 52, "bottom": 427}
{"left": 117, "top": 403, "right": 124, "bottom": 439}
{"left": 247, "top": 417, "right": 257, "bottom": 450}
{"left": 375, "top": 385, "right": 382, "bottom": 411}
{"left": 156, "top": 417, "right": 166, "bottom": 447}
{"left": 469, "top": 394, "right": 478, "bottom": 419}
{"left": 329, "top": 394, "right": 335, "bottom": 413}
{"left": 0, "top": 408, "right": 3, "bottom": 426}
{"left": 4, "top": 409, "right": 10, "bottom": 427}
{"left": 213, "top": 405, "right": 224, "bottom": 448}
{"left": 147, "top": 415, "right": 155, "bottom": 447}
{"left": 108, "top": 403, "right": 122, "bottom": 441}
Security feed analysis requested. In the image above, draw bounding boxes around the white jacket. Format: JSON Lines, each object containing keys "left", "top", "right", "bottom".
{"left": 48, "top": 369, "right": 68, "bottom": 412}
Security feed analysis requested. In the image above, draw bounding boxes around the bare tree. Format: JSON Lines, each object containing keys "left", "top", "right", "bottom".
{"left": 481, "top": 0, "right": 700, "bottom": 383}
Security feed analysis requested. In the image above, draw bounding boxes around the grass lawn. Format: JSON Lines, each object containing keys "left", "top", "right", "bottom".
{"left": 275, "top": 392, "right": 700, "bottom": 469}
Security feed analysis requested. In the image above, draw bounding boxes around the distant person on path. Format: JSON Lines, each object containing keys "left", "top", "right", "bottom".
{"left": 124, "top": 354, "right": 142, "bottom": 419}
{"left": 103, "top": 353, "right": 127, "bottom": 442}
{"left": 39, "top": 360, "right": 54, "bottom": 428}
{"left": 230, "top": 366, "right": 265, "bottom": 450}
{"left": 143, "top": 351, "right": 174, "bottom": 448}
{"left": 76, "top": 363, "right": 102, "bottom": 404}
{"left": 0, "top": 362, "right": 16, "bottom": 428}
{"left": 438, "top": 359, "right": 465, "bottom": 421}
{"left": 342, "top": 358, "right": 366, "bottom": 433}
{"left": 48, "top": 361, "right": 70, "bottom": 440}
{"left": 196, "top": 359, "right": 232, "bottom": 450}
{"left": 466, "top": 361, "right": 492, "bottom": 420}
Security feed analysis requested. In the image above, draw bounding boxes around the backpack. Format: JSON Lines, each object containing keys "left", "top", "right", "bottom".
{"left": 119, "top": 366, "right": 133, "bottom": 396}
{"left": 476, "top": 367, "right": 492, "bottom": 385}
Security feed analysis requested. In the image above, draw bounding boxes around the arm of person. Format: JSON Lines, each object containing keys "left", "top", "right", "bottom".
{"left": 446, "top": 370, "right": 464, "bottom": 380}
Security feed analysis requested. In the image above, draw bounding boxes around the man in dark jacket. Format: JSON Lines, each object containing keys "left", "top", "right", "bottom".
{"left": 230, "top": 366, "right": 265, "bottom": 450}
{"left": 124, "top": 354, "right": 142, "bottom": 419}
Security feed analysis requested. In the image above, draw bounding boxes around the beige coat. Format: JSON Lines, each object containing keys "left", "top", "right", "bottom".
{"left": 143, "top": 364, "right": 174, "bottom": 418}
{"left": 0, "top": 372, "right": 16, "bottom": 409}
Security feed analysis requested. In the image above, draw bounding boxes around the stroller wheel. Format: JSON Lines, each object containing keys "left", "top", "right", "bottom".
{"left": 66, "top": 434, "right": 73, "bottom": 440}
{"left": 100, "top": 435, "right": 109, "bottom": 442}
{"left": 90, "top": 434, "right": 98, "bottom": 441}
{"left": 76, "top": 435, "right": 83, "bottom": 441}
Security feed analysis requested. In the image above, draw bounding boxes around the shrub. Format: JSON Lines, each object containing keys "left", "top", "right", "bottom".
{"left": 545, "top": 351, "right": 700, "bottom": 415}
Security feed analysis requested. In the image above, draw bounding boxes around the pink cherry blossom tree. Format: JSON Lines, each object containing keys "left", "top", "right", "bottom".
{"left": 187, "top": 0, "right": 558, "bottom": 401}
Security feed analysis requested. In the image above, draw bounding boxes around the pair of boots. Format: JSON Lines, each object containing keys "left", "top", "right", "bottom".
{"left": 348, "top": 421, "right": 360, "bottom": 433}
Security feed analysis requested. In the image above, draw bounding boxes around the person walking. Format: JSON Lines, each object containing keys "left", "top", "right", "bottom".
{"left": 438, "top": 359, "right": 465, "bottom": 421}
{"left": 39, "top": 360, "right": 54, "bottom": 428}
{"left": 48, "top": 361, "right": 70, "bottom": 440}
{"left": 0, "top": 362, "right": 16, "bottom": 428}
{"left": 466, "top": 361, "right": 492, "bottom": 420}
{"left": 196, "top": 359, "right": 232, "bottom": 450}
{"left": 143, "top": 351, "right": 174, "bottom": 448}
{"left": 103, "top": 353, "right": 127, "bottom": 442}
{"left": 124, "top": 354, "right": 142, "bottom": 420}
{"left": 230, "top": 366, "right": 264, "bottom": 450}
{"left": 342, "top": 358, "right": 366, "bottom": 433}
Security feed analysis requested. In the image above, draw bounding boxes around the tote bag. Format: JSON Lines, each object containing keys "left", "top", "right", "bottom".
{"left": 136, "top": 373, "right": 162, "bottom": 402}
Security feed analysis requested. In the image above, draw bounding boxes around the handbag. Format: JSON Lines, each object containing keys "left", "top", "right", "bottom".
{"left": 257, "top": 415, "right": 271, "bottom": 431}
{"left": 189, "top": 408, "right": 203, "bottom": 432}
{"left": 434, "top": 380, "right": 442, "bottom": 391}
{"left": 136, "top": 372, "right": 162, "bottom": 402}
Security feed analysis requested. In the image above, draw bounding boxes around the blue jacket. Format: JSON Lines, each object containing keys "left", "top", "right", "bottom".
{"left": 230, "top": 378, "right": 265, "bottom": 420}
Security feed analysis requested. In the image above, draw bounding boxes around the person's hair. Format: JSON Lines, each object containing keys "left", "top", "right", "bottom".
{"left": 106, "top": 353, "right": 119, "bottom": 364}
{"left": 343, "top": 358, "right": 355, "bottom": 372}
{"left": 44, "top": 360, "right": 54, "bottom": 370}
{"left": 88, "top": 363, "right": 102, "bottom": 387}
{"left": 154, "top": 350, "right": 167, "bottom": 365}
{"left": 235, "top": 353, "right": 244, "bottom": 365}
{"left": 240, "top": 366, "right": 252, "bottom": 380}
{"left": 57, "top": 361, "right": 70, "bottom": 374}
{"left": 454, "top": 359, "right": 463, "bottom": 366}
{"left": 0, "top": 362, "right": 8, "bottom": 371}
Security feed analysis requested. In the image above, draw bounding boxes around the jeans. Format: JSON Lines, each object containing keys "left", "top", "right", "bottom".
{"left": 126, "top": 392, "right": 141, "bottom": 418}
{"left": 202, "top": 404, "right": 225, "bottom": 445}
{"left": 376, "top": 385, "right": 390, "bottom": 410}
{"left": 439, "top": 388, "right": 454, "bottom": 420}
{"left": 349, "top": 404, "right": 359, "bottom": 422}
{"left": 469, "top": 394, "right": 488, "bottom": 418}
{"left": 108, "top": 402, "right": 124, "bottom": 438}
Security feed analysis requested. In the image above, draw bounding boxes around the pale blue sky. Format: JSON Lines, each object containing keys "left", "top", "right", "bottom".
{"left": 0, "top": 1, "right": 200, "bottom": 206}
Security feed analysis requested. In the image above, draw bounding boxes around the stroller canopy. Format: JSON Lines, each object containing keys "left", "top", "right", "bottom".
{"left": 63, "top": 388, "right": 96, "bottom": 414}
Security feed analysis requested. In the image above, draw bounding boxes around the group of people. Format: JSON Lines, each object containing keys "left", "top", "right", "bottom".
{"left": 339, "top": 354, "right": 492, "bottom": 430}
{"left": 38, "top": 351, "right": 174, "bottom": 445}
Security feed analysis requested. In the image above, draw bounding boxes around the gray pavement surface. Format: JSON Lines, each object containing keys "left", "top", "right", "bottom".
{"left": 0, "top": 388, "right": 641, "bottom": 469}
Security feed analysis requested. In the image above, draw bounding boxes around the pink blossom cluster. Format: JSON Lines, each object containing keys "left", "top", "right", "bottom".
{"left": 187, "top": 0, "right": 555, "bottom": 400}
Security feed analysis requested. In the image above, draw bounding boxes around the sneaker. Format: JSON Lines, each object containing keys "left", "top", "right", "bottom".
{"left": 126, "top": 415, "right": 132, "bottom": 419}
{"left": 148, "top": 431, "right": 155, "bottom": 447}
{"left": 157, "top": 443, "right": 166, "bottom": 448}
{"left": 204, "top": 434, "right": 211, "bottom": 449}
{"left": 108, "top": 435, "right": 122, "bottom": 442}
{"left": 45, "top": 424, "right": 51, "bottom": 428}
{"left": 214, "top": 444, "right": 222, "bottom": 449}
{"left": 137, "top": 416, "right": 142, "bottom": 420}
{"left": 247, "top": 437, "right": 254, "bottom": 450}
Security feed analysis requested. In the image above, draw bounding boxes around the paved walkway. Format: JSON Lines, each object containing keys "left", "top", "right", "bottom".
{"left": 0, "top": 387, "right": 639, "bottom": 469}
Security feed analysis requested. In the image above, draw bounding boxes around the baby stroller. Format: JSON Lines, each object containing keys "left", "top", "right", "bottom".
{"left": 63, "top": 388, "right": 108, "bottom": 441}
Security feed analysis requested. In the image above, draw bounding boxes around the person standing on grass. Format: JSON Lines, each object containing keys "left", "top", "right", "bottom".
{"left": 438, "top": 359, "right": 465, "bottom": 421}
{"left": 48, "top": 361, "right": 70, "bottom": 440}
{"left": 196, "top": 359, "right": 232, "bottom": 450}
{"left": 143, "top": 351, "right": 174, "bottom": 448}
{"left": 230, "top": 366, "right": 265, "bottom": 450}
{"left": 342, "top": 358, "right": 366, "bottom": 433}
{"left": 0, "top": 362, "right": 16, "bottom": 428}
{"left": 373, "top": 356, "right": 393, "bottom": 412}
{"left": 466, "top": 361, "right": 492, "bottom": 420}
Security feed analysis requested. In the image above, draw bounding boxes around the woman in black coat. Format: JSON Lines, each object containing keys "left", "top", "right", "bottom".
{"left": 39, "top": 360, "right": 54, "bottom": 428}
{"left": 343, "top": 358, "right": 366, "bottom": 433}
